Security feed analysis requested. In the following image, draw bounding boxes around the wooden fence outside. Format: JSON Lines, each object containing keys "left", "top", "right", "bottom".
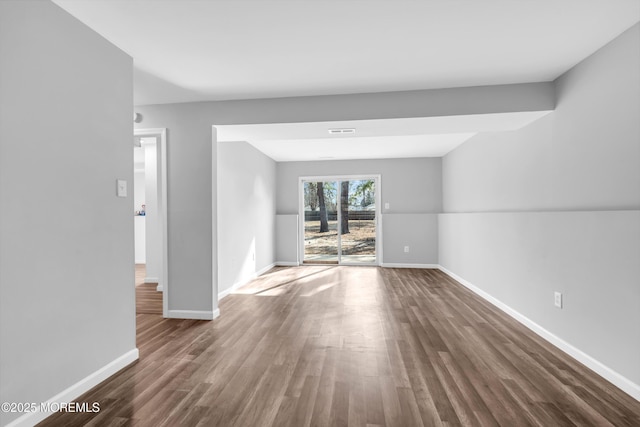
{"left": 304, "top": 210, "right": 376, "bottom": 221}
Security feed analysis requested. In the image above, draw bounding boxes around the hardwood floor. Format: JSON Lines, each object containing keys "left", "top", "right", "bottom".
{"left": 39, "top": 266, "right": 640, "bottom": 426}
{"left": 136, "top": 264, "right": 162, "bottom": 315}
{"left": 135, "top": 263, "right": 146, "bottom": 287}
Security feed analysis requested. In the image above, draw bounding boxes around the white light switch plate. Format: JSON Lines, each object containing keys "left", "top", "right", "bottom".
{"left": 554, "top": 291, "right": 562, "bottom": 308}
{"left": 116, "top": 179, "right": 127, "bottom": 197}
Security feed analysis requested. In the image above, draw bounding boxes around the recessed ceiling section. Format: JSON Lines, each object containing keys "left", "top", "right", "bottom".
{"left": 217, "top": 112, "right": 551, "bottom": 141}
{"left": 247, "top": 134, "right": 476, "bottom": 162}
{"left": 216, "top": 111, "right": 552, "bottom": 161}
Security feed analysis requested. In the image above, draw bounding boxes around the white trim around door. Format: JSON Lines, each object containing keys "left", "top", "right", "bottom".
{"left": 134, "top": 128, "right": 169, "bottom": 318}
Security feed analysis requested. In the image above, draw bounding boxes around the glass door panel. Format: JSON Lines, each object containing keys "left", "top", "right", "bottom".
{"left": 303, "top": 181, "right": 338, "bottom": 263}
{"left": 339, "top": 179, "right": 376, "bottom": 264}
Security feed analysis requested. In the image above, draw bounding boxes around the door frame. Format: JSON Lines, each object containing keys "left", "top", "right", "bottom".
{"left": 134, "top": 128, "right": 168, "bottom": 318}
{"left": 298, "top": 174, "right": 382, "bottom": 266}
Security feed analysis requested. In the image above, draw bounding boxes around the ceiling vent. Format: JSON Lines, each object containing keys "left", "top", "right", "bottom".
{"left": 328, "top": 128, "right": 356, "bottom": 135}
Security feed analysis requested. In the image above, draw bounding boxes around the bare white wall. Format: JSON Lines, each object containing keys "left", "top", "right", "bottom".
{"left": 133, "top": 168, "right": 146, "bottom": 213}
{"left": 135, "top": 82, "right": 552, "bottom": 314}
{"left": 134, "top": 216, "right": 146, "bottom": 264}
{"left": 217, "top": 141, "right": 276, "bottom": 295}
{"left": 276, "top": 158, "right": 441, "bottom": 265}
{"left": 143, "top": 139, "right": 161, "bottom": 283}
{"left": 134, "top": 168, "right": 146, "bottom": 263}
{"left": 439, "top": 24, "right": 640, "bottom": 394}
{"left": 0, "top": 1, "right": 135, "bottom": 426}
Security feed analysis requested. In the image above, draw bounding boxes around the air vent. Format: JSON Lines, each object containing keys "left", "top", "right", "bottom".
{"left": 328, "top": 128, "right": 355, "bottom": 135}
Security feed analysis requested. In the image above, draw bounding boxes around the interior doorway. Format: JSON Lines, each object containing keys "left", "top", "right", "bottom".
{"left": 300, "top": 175, "right": 380, "bottom": 265}
{"left": 133, "top": 128, "right": 168, "bottom": 317}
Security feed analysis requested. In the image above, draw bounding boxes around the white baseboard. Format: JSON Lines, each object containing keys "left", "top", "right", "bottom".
{"left": 437, "top": 265, "right": 640, "bottom": 401}
{"left": 156, "top": 284, "right": 163, "bottom": 292}
{"left": 256, "top": 263, "right": 276, "bottom": 276}
{"left": 218, "top": 286, "right": 235, "bottom": 301}
{"left": 144, "top": 277, "right": 159, "bottom": 284}
{"left": 275, "top": 261, "right": 299, "bottom": 266}
{"left": 218, "top": 263, "right": 278, "bottom": 301}
{"left": 6, "top": 349, "right": 139, "bottom": 427}
{"left": 381, "top": 263, "right": 439, "bottom": 269}
{"left": 166, "top": 310, "right": 215, "bottom": 320}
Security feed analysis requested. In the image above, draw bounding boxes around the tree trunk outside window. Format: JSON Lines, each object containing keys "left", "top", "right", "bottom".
{"left": 340, "top": 181, "right": 349, "bottom": 234}
{"left": 317, "top": 182, "right": 329, "bottom": 232}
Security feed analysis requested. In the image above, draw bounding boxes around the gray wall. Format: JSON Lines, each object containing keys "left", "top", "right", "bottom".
{"left": 276, "top": 158, "right": 441, "bottom": 264}
{"left": 136, "top": 82, "right": 552, "bottom": 313}
{"left": 134, "top": 106, "right": 216, "bottom": 313}
{"left": 276, "top": 158, "right": 442, "bottom": 214}
{"left": 0, "top": 1, "right": 135, "bottom": 425}
{"left": 440, "top": 24, "right": 640, "bottom": 387}
{"left": 276, "top": 215, "right": 299, "bottom": 264}
{"left": 218, "top": 142, "right": 276, "bottom": 294}
{"left": 382, "top": 214, "right": 438, "bottom": 265}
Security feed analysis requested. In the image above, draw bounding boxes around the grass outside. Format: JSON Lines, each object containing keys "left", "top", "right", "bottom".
{"left": 304, "top": 219, "right": 375, "bottom": 255}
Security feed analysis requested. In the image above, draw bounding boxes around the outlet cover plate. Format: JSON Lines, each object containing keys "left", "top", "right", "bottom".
{"left": 554, "top": 291, "right": 562, "bottom": 308}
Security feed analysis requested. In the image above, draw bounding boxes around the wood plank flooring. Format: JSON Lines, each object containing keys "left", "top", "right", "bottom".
{"left": 136, "top": 264, "right": 162, "bottom": 315}
{"left": 38, "top": 266, "right": 640, "bottom": 426}
{"left": 135, "top": 263, "right": 146, "bottom": 287}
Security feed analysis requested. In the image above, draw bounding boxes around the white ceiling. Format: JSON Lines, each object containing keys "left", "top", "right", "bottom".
{"left": 51, "top": 1, "right": 637, "bottom": 161}
{"left": 243, "top": 134, "right": 477, "bottom": 162}
{"left": 53, "top": 0, "right": 639, "bottom": 106}
{"left": 217, "top": 111, "right": 551, "bottom": 160}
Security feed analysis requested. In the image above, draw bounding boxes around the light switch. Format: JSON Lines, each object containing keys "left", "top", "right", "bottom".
{"left": 554, "top": 291, "right": 562, "bottom": 308}
{"left": 116, "top": 179, "right": 127, "bottom": 197}
{"left": 384, "top": 202, "right": 390, "bottom": 210}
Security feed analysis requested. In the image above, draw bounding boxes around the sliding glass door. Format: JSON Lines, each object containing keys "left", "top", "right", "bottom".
{"left": 339, "top": 179, "right": 377, "bottom": 264}
{"left": 303, "top": 180, "right": 339, "bottom": 263}
{"left": 301, "top": 176, "right": 378, "bottom": 265}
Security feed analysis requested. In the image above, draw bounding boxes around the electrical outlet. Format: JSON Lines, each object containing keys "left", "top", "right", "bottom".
{"left": 554, "top": 292, "right": 563, "bottom": 308}
{"left": 404, "top": 246, "right": 410, "bottom": 253}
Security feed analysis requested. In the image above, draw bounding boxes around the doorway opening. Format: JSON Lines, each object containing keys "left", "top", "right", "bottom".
{"left": 134, "top": 128, "right": 168, "bottom": 317}
{"left": 300, "top": 175, "right": 380, "bottom": 265}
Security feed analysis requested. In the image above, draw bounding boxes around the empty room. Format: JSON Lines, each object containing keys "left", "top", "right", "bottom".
{"left": 1, "top": 1, "right": 639, "bottom": 426}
